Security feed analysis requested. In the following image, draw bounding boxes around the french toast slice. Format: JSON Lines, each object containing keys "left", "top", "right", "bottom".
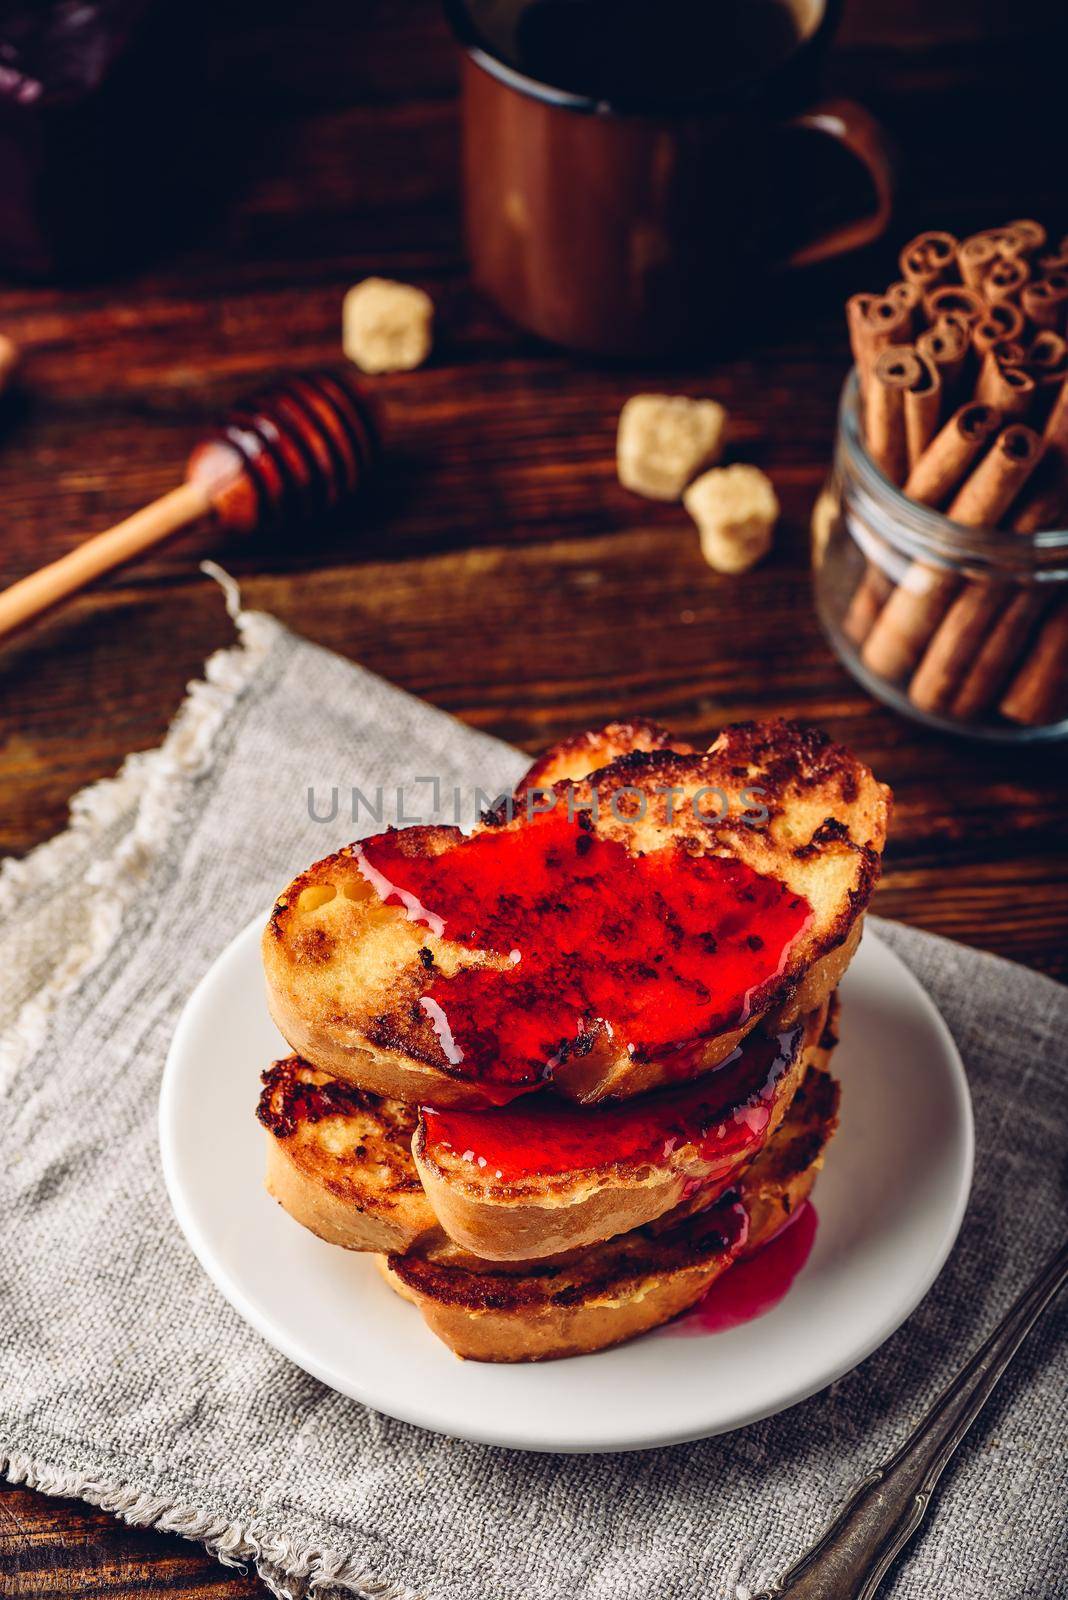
{"left": 412, "top": 998, "right": 830, "bottom": 1260}
{"left": 263, "top": 719, "right": 888, "bottom": 1107}
{"left": 257, "top": 1061, "right": 438, "bottom": 1254}
{"left": 380, "top": 1059, "right": 841, "bottom": 1362}
{"left": 257, "top": 999, "right": 831, "bottom": 1260}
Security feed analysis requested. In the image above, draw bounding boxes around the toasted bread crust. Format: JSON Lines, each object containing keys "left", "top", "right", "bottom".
{"left": 263, "top": 720, "right": 888, "bottom": 1107}
{"left": 411, "top": 1000, "right": 828, "bottom": 1261}
{"left": 258, "top": 1061, "right": 439, "bottom": 1253}
{"left": 514, "top": 720, "right": 695, "bottom": 800}
{"left": 381, "top": 1062, "right": 840, "bottom": 1361}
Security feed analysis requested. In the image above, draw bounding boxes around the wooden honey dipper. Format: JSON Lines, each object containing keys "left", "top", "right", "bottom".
{"left": 0, "top": 369, "right": 379, "bottom": 643}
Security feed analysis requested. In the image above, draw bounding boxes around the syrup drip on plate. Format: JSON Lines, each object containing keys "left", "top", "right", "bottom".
{"left": 666, "top": 1200, "right": 818, "bottom": 1336}
{"left": 420, "top": 1022, "right": 802, "bottom": 1182}
{"left": 358, "top": 811, "right": 811, "bottom": 1086}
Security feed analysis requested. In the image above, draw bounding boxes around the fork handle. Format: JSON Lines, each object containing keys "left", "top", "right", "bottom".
{"left": 752, "top": 1237, "right": 1068, "bottom": 1600}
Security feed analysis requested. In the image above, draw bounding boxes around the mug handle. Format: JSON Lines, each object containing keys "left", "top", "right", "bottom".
{"left": 777, "top": 98, "right": 896, "bottom": 271}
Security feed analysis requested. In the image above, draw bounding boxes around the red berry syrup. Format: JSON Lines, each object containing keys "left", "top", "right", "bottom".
{"left": 665, "top": 1200, "right": 819, "bottom": 1336}
{"left": 420, "top": 1021, "right": 802, "bottom": 1182}
{"left": 358, "top": 811, "right": 811, "bottom": 1088}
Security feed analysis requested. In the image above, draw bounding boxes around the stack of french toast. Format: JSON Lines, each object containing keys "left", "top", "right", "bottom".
{"left": 258, "top": 719, "right": 890, "bottom": 1361}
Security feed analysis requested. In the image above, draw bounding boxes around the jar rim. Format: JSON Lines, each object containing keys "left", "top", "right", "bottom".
{"left": 838, "top": 371, "right": 1068, "bottom": 568}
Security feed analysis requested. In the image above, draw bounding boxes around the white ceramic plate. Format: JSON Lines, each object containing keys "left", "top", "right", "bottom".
{"left": 160, "top": 920, "right": 973, "bottom": 1453}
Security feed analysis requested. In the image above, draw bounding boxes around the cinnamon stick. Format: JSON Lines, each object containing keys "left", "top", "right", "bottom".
{"left": 841, "top": 330, "right": 907, "bottom": 641}
{"left": 1029, "top": 333, "right": 1068, "bottom": 416}
{"left": 899, "top": 231, "right": 958, "bottom": 292}
{"left": 1029, "top": 330, "right": 1068, "bottom": 379}
{"left": 868, "top": 347, "right": 925, "bottom": 485}
{"left": 983, "top": 255, "right": 1030, "bottom": 303}
{"left": 975, "top": 355, "right": 1036, "bottom": 419}
{"left": 859, "top": 561, "right": 960, "bottom": 684}
{"left": 1040, "top": 373, "right": 1068, "bottom": 454}
{"left": 840, "top": 331, "right": 921, "bottom": 642}
{"left": 868, "top": 292, "right": 920, "bottom": 344}
{"left": 924, "top": 284, "right": 985, "bottom": 327}
{"left": 842, "top": 346, "right": 935, "bottom": 644}
{"left": 916, "top": 315, "right": 970, "bottom": 404}
{"left": 846, "top": 293, "right": 876, "bottom": 394}
{"left": 950, "top": 591, "right": 1049, "bottom": 719}
{"left": 992, "top": 340, "right": 1028, "bottom": 369}
{"left": 998, "top": 219, "right": 1047, "bottom": 257}
{"left": 999, "top": 598, "right": 1068, "bottom": 725}
{"left": 908, "top": 582, "right": 1013, "bottom": 714}
{"left": 946, "top": 424, "right": 1044, "bottom": 526}
{"left": 903, "top": 402, "right": 1002, "bottom": 507}
{"left": 1022, "top": 271, "right": 1068, "bottom": 330}
{"left": 972, "top": 302, "right": 1025, "bottom": 357}
{"left": 841, "top": 567, "right": 893, "bottom": 646}
{"left": 885, "top": 280, "right": 923, "bottom": 329}
{"left": 1011, "top": 377, "right": 1068, "bottom": 533}
{"left": 904, "top": 352, "right": 942, "bottom": 470}
{"left": 958, "top": 233, "right": 1000, "bottom": 292}
{"left": 986, "top": 299, "right": 1025, "bottom": 338}
{"left": 847, "top": 292, "right": 914, "bottom": 411}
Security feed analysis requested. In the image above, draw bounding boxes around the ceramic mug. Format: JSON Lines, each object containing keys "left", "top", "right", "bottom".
{"left": 446, "top": 0, "right": 894, "bottom": 356}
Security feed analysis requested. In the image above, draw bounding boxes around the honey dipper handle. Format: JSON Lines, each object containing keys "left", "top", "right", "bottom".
{"left": 0, "top": 478, "right": 212, "bottom": 644}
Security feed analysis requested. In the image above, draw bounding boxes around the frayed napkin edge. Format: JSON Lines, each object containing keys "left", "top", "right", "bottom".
{"left": 1, "top": 1448, "right": 423, "bottom": 1600}
{"left": 0, "top": 566, "right": 276, "bottom": 1090}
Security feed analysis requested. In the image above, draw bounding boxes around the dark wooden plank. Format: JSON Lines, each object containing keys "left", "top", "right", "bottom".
{"left": 0, "top": 1482, "right": 261, "bottom": 1597}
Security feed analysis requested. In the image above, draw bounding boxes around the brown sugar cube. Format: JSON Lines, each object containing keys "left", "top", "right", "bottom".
{"left": 684, "top": 464, "right": 779, "bottom": 574}
{"left": 342, "top": 278, "right": 434, "bottom": 374}
{"left": 617, "top": 394, "right": 727, "bottom": 501}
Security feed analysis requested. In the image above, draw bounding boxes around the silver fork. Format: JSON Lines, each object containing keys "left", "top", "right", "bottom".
{"left": 752, "top": 1237, "right": 1068, "bottom": 1600}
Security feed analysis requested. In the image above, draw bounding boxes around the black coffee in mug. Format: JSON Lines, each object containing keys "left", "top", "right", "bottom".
{"left": 470, "top": 0, "right": 808, "bottom": 104}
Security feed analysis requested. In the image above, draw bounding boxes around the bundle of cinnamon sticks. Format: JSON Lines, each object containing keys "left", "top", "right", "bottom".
{"left": 843, "top": 219, "right": 1068, "bottom": 729}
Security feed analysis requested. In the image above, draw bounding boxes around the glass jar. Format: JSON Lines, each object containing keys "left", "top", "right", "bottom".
{"left": 813, "top": 373, "right": 1068, "bottom": 742}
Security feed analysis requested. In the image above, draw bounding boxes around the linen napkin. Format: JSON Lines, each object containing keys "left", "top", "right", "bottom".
{"left": 2, "top": 590, "right": 1065, "bottom": 1600}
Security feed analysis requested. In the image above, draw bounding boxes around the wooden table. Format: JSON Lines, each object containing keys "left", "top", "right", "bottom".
{"left": 1, "top": 1, "right": 1066, "bottom": 1592}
